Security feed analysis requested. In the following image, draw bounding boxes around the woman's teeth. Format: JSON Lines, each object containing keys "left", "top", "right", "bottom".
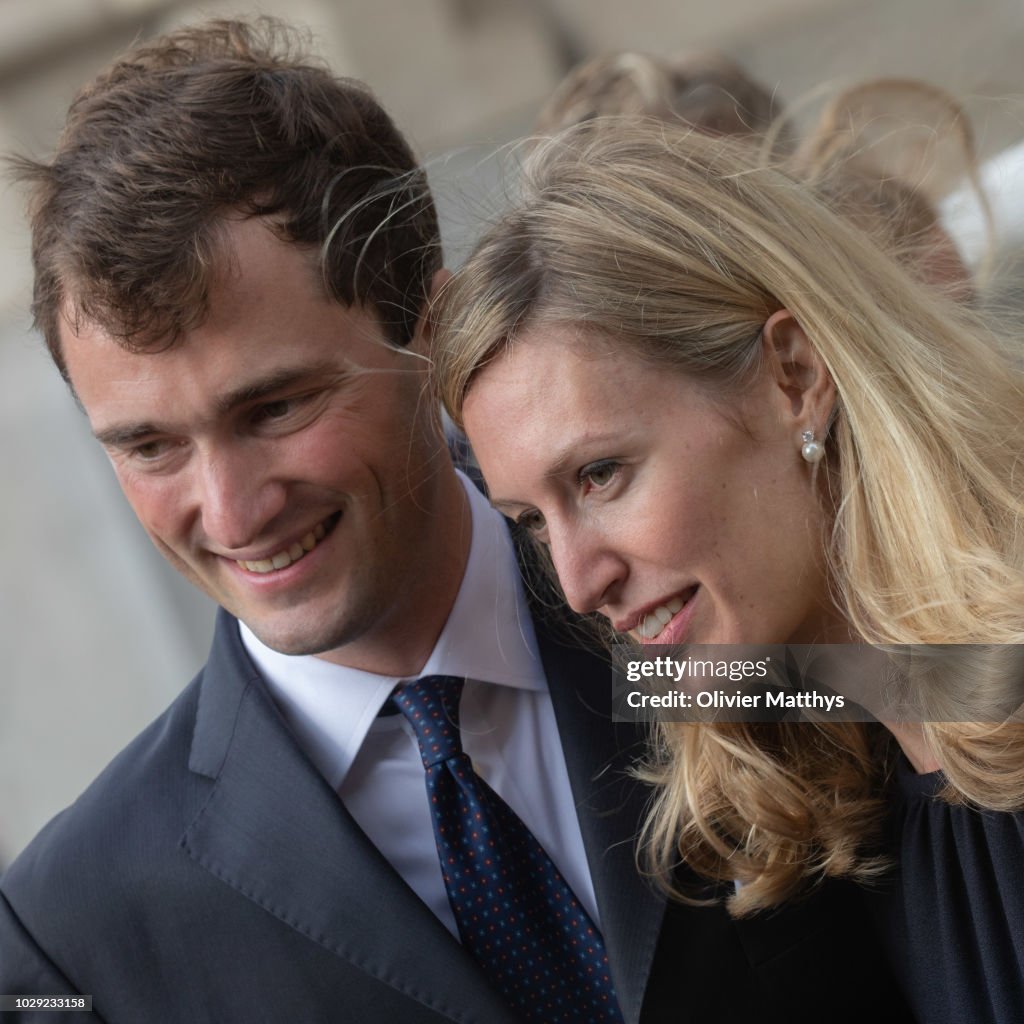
{"left": 236, "top": 521, "right": 328, "bottom": 574}
{"left": 635, "top": 595, "right": 686, "bottom": 639}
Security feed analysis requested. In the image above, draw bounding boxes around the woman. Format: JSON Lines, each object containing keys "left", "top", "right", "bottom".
{"left": 432, "top": 121, "right": 1024, "bottom": 1023}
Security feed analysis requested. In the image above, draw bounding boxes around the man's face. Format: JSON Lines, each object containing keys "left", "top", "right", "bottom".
{"left": 61, "top": 217, "right": 464, "bottom": 672}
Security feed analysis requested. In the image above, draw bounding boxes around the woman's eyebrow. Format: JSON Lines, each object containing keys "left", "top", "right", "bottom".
{"left": 487, "top": 431, "right": 624, "bottom": 510}
{"left": 490, "top": 497, "right": 531, "bottom": 518}
{"left": 542, "top": 432, "right": 623, "bottom": 479}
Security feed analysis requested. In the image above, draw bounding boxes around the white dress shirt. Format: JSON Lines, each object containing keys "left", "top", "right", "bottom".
{"left": 240, "top": 471, "right": 599, "bottom": 938}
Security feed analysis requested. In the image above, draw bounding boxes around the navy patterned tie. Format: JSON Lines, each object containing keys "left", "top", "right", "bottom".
{"left": 391, "top": 676, "right": 624, "bottom": 1024}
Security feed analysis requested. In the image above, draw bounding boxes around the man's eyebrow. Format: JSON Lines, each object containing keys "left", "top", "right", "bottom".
{"left": 94, "top": 423, "right": 162, "bottom": 447}
{"left": 93, "top": 362, "right": 346, "bottom": 447}
{"left": 213, "top": 362, "right": 345, "bottom": 414}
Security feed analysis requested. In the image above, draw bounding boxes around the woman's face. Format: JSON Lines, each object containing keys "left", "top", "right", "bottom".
{"left": 462, "top": 324, "right": 839, "bottom": 646}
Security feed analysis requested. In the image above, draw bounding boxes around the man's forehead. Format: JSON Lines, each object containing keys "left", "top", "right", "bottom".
{"left": 57, "top": 214, "right": 328, "bottom": 348}
{"left": 60, "top": 294, "right": 405, "bottom": 446}
{"left": 88, "top": 359, "right": 353, "bottom": 448}
{"left": 207, "top": 212, "right": 323, "bottom": 280}
{"left": 59, "top": 265, "right": 380, "bottom": 382}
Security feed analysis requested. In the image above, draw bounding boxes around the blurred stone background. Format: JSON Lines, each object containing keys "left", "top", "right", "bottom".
{"left": 3, "top": 0, "right": 1024, "bottom": 867}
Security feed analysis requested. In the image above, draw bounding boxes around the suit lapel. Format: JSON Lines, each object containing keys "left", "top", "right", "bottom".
{"left": 536, "top": 620, "right": 667, "bottom": 1024}
{"left": 183, "top": 607, "right": 677, "bottom": 1023}
{"left": 183, "top": 611, "right": 520, "bottom": 1024}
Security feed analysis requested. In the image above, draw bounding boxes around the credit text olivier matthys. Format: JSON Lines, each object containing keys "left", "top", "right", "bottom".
{"left": 626, "top": 690, "right": 846, "bottom": 712}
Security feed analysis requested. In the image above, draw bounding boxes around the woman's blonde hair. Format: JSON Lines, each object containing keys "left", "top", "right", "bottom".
{"left": 434, "top": 120, "right": 1024, "bottom": 915}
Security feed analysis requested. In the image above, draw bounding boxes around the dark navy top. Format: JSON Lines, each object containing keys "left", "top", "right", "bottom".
{"left": 881, "top": 759, "right": 1024, "bottom": 1023}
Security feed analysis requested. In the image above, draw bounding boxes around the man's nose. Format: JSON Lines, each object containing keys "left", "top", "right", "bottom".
{"left": 196, "top": 447, "right": 287, "bottom": 552}
{"left": 548, "top": 522, "right": 628, "bottom": 616}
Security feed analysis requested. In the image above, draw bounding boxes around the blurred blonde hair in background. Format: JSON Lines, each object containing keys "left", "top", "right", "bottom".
{"left": 535, "top": 53, "right": 990, "bottom": 302}
{"left": 535, "top": 50, "right": 793, "bottom": 146}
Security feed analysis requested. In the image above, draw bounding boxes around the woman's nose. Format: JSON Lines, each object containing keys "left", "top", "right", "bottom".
{"left": 548, "top": 522, "right": 628, "bottom": 616}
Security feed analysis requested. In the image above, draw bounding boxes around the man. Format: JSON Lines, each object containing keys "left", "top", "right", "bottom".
{"left": 0, "top": 18, "right": 907, "bottom": 1023}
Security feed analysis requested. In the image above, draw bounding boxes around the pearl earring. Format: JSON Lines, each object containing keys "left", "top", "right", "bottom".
{"left": 801, "top": 429, "right": 825, "bottom": 464}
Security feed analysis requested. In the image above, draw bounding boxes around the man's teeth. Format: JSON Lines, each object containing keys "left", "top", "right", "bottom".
{"left": 236, "top": 522, "right": 328, "bottom": 574}
{"left": 636, "top": 595, "right": 686, "bottom": 639}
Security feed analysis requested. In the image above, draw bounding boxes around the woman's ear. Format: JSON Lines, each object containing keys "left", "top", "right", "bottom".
{"left": 761, "top": 308, "right": 836, "bottom": 432}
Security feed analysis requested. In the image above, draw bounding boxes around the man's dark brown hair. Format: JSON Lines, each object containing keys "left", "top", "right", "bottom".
{"left": 13, "top": 17, "right": 442, "bottom": 381}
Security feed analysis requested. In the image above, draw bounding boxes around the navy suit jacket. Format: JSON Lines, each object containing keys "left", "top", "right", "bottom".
{"left": 0, "top": 608, "right": 910, "bottom": 1022}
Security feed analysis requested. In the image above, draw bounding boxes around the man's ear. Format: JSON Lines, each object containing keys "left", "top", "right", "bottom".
{"left": 761, "top": 308, "right": 836, "bottom": 432}
{"left": 409, "top": 268, "right": 453, "bottom": 356}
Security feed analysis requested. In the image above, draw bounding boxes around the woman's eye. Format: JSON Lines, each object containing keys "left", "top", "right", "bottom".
{"left": 516, "top": 508, "right": 548, "bottom": 537}
{"left": 579, "top": 460, "right": 620, "bottom": 490}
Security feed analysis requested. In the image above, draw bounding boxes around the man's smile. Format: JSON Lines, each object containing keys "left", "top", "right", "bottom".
{"left": 233, "top": 512, "right": 341, "bottom": 574}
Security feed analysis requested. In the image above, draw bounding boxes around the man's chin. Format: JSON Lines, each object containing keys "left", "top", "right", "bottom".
{"left": 239, "top": 611, "right": 370, "bottom": 659}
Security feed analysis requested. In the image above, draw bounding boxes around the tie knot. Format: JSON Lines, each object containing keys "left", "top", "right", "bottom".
{"left": 390, "top": 675, "right": 465, "bottom": 768}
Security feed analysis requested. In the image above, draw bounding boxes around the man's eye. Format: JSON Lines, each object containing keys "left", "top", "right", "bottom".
{"left": 254, "top": 399, "right": 294, "bottom": 421}
{"left": 252, "top": 393, "right": 321, "bottom": 427}
{"left": 579, "top": 460, "right": 621, "bottom": 490}
{"left": 130, "top": 439, "right": 175, "bottom": 461}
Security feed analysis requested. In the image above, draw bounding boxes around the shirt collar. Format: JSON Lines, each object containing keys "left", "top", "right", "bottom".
{"left": 239, "top": 470, "right": 545, "bottom": 790}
